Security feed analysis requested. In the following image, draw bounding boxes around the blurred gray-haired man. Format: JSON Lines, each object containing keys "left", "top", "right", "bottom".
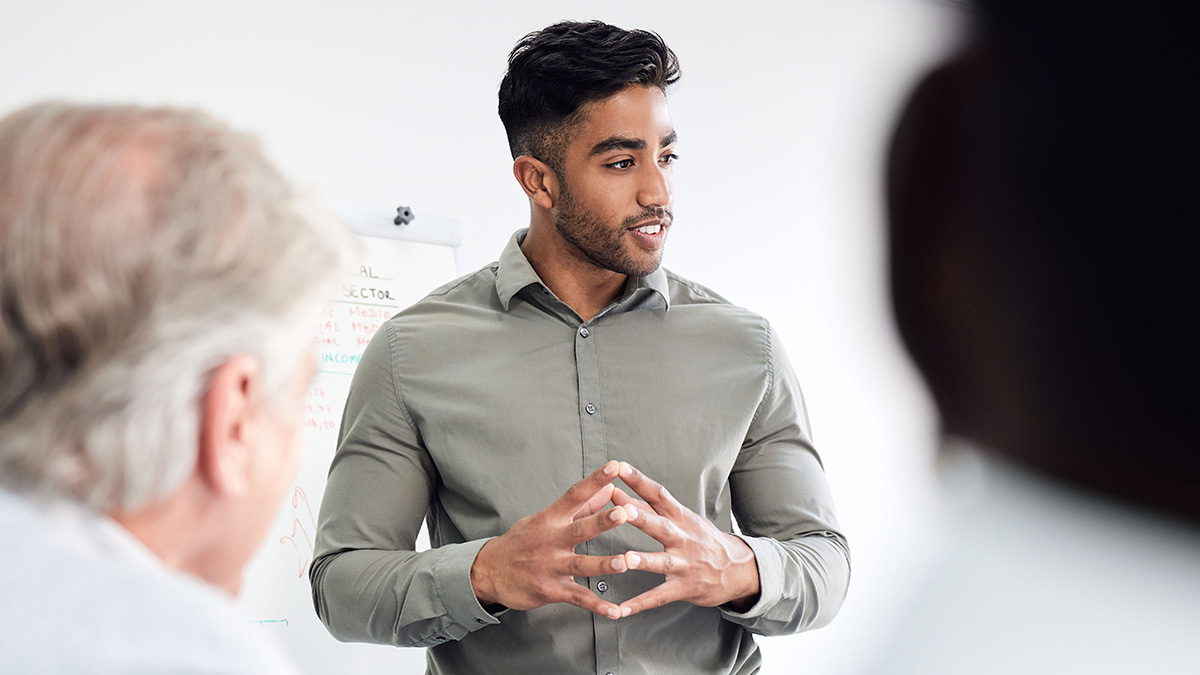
{"left": 0, "top": 103, "right": 352, "bottom": 673}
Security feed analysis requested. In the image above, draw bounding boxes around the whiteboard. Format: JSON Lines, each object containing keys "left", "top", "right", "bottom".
{"left": 235, "top": 207, "right": 460, "bottom": 674}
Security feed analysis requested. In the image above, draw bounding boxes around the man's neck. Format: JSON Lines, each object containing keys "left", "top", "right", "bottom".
{"left": 520, "top": 224, "right": 627, "bottom": 323}
{"left": 110, "top": 480, "right": 242, "bottom": 595}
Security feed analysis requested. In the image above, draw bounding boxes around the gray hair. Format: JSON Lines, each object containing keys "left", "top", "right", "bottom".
{"left": 0, "top": 102, "right": 354, "bottom": 511}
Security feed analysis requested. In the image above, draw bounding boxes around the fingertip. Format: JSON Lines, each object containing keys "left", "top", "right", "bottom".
{"left": 622, "top": 605, "right": 633, "bottom": 617}
{"left": 607, "top": 606, "right": 621, "bottom": 620}
{"left": 619, "top": 462, "right": 634, "bottom": 479}
{"left": 611, "top": 556, "right": 627, "bottom": 572}
{"left": 626, "top": 552, "right": 641, "bottom": 569}
{"left": 625, "top": 504, "right": 639, "bottom": 521}
{"left": 602, "top": 460, "right": 618, "bottom": 477}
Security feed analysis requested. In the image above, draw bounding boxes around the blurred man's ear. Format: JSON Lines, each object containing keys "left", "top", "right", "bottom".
{"left": 197, "top": 355, "right": 264, "bottom": 498}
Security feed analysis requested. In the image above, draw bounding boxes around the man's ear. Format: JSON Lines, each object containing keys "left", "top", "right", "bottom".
{"left": 197, "top": 355, "right": 263, "bottom": 498}
{"left": 512, "top": 155, "right": 559, "bottom": 210}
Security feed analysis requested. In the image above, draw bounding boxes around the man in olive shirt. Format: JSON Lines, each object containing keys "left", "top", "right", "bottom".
{"left": 311, "top": 21, "right": 850, "bottom": 674}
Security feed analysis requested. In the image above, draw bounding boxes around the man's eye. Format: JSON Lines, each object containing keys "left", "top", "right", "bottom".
{"left": 659, "top": 153, "right": 679, "bottom": 165}
{"left": 608, "top": 159, "right": 634, "bottom": 169}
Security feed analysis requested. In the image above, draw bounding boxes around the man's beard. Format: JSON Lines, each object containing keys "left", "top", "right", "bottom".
{"left": 554, "top": 183, "right": 670, "bottom": 278}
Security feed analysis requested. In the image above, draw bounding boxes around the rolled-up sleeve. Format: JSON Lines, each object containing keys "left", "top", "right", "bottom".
{"left": 309, "top": 323, "right": 500, "bottom": 647}
{"left": 720, "top": 327, "right": 851, "bottom": 635}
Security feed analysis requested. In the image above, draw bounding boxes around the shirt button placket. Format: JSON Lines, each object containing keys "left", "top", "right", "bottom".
{"left": 574, "top": 321, "right": 617, "bottom": 675}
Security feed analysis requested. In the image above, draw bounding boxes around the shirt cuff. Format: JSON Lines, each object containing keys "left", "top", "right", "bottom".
{"left": 719, "top": 534, "right": 783, "bottom": 621}
{"left": 427, "top": 538, "right": 504, "bottom": 642}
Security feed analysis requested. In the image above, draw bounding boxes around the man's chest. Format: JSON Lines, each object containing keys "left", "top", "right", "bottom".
{"left": 395, "top": 306, "right": 770, "bottom": 523}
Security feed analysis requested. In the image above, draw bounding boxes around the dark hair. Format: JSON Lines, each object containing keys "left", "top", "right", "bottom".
{"left": 888, "top": 0, "right": 1200, "bottom": 520}
{"left": 498, "top": 20, "right": 680, "bottom": 168}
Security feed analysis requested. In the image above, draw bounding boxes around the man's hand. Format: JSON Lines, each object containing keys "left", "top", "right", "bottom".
{"left": 470, "top": 460, "right": 631, "bottom": 619}
{"left": 612, "top": 462, "right": 761, "bottom": 618}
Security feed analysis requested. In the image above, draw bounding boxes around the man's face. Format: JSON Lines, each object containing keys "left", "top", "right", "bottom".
{"left": 552, "top": 85, "right": 677, "bottom": 277}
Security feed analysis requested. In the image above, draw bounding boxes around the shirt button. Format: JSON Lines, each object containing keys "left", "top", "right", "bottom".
{"left": 476, "top": 618, "right": 486, "bottom": 624}
{"left": 585, "top": 403, "right": 596, "bottom": 415}
{"left": 579, "top": 327, "right": 590, "bottom": 338}
{"left": 596, "top": 580, "right": 609, "bottom": 592}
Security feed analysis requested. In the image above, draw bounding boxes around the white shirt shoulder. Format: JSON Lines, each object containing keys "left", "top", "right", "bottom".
{"left": 872, "top": 445, "right": 1200, "bottom": 675}
{"left": 0, "top": 487, "right": 300, "bottom": 675}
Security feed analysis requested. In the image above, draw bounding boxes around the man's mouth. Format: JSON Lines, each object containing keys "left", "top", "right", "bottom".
{"left": 633, "top": 222, "right": 663, "bottom": 235}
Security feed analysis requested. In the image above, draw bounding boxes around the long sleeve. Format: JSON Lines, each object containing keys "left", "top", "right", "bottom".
{"left": 720, "top": 327, "right": 851, "bottom": 635}
{"left": 308, "top": 323, "right": 499, "bottom": 647}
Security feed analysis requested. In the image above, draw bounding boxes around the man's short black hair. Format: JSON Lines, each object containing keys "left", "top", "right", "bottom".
{"left": 498, "top": 20, "right": 680, "bottom": 170}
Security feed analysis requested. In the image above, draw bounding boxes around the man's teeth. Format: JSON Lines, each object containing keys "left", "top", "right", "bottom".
{"left": 634, "top": 223, "right": 662, "bottom": 235}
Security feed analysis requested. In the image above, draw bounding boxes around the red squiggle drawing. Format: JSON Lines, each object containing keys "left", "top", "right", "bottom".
{"left": 278, "top": 486, "right": 318, "bottom": 578}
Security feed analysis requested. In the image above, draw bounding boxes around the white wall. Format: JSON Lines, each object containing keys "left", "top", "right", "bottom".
{"left": 0, "top": 1, "right": 965, "bottom": 672}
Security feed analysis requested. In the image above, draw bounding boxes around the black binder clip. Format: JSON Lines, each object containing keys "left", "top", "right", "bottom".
{"left": 394, "top": 206, "right": 415, "bottom": 226}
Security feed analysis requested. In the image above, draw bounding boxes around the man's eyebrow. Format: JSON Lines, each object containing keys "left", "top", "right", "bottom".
{"left": 588, "top": 136, "right": 646, "bottom": 157}
{"left": 587, "top": 131, "right": 679, "bottom": 158}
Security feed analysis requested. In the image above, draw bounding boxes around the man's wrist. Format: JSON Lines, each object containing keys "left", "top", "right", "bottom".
{"left": 470, "top": 538, "right": 500, "bottom": 606}
{"left": 722, "top": 534, "right": 761, "bottom": 612}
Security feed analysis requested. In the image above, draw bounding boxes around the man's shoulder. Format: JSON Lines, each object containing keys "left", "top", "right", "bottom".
{"left": 661, "top": 268, "right": 772, "bottom": 331}
{"left": 662, "top": 268, "right": 731, "bottom": 305}
{"left": 427, "top": 261, "right": 503, "bottom": 302}
{"left": 389, "top": 261, "right": 502, "bottom": 324}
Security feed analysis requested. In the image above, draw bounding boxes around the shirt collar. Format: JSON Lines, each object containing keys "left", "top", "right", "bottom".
{"left": 494, "top": 229, "right": 670, "bottom": 313}
{"left": 495, "top": 230, "right": 543, "bottom": 310}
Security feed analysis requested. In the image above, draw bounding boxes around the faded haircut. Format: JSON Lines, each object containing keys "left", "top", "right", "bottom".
{"left": 498, "top": 20, "right": 680, "bottom": 172}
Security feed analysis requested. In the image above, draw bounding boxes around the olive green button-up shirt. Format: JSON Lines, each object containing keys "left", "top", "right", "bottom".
{"left": 310, "top": 230, "right": 850, "bottom": 675}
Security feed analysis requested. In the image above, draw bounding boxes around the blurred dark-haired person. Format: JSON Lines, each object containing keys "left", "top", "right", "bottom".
{"left": 0, "top": 103, "right": 352, "bottom": 673}
{"left": 879, "top": 0, "right": 1200, "bottom": 672}
{"left": 311, "top": 20, "right": 849, "bottom": 674}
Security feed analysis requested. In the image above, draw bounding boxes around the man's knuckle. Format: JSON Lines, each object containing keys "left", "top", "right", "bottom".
{"left": 566, "top": 589, "right": 591, "bottom": 609}
{"left": 594, "top": 512, "right": 612, "bottom": 531}
{"left": 562, "top": 520, "right": 581, "bottom": 540}
{"left": 531, "top": 585, "right": 554, "bottom": 604}
{"left": 665, "top": 521, "right": 684, "bottom": 540}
